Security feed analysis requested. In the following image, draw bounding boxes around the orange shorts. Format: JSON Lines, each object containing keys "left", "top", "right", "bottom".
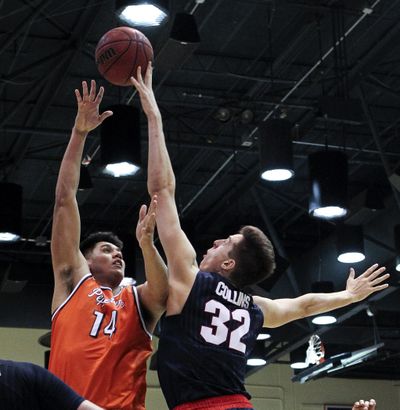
{"left": 173, "top": 394, "right": 254, "bottom": 410}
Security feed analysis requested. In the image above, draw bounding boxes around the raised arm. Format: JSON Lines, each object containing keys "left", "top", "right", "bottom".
{"left": 130, "top": 64, "right": 198, "bottom": 312}
{"left": 136, "top": 195, "right": 168, "bottom": 332}
{"left": 51, "top": 80, "right": 112, "bottom": 312}
{"left": 254, "top": 264, "right": 389, "bottom": 328}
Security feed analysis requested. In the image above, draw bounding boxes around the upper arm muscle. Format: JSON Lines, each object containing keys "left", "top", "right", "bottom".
{"left": 154, "top": 190, "right": 197, "bottom": 287}
{"left": 51, "top": 198, "right": 88, "bottom": 310}
{"left": 254, "top": 296, "right": 304, "bottom": 328}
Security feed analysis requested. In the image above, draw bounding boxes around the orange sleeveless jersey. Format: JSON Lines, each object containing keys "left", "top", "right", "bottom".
{"left": 49, "top": 274, "right": 152, "bottom": 410}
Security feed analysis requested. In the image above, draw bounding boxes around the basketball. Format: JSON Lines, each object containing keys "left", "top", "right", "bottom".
{"left": 95, "top": 27, "right": 153, "bottom": 87}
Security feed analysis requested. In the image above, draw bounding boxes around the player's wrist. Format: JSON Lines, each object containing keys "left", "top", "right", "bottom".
{"left": 343, "top": 289, "right": 358, "bottom": 304}
{"left": 73, "top": 124, "right": 89, "bottom": 137}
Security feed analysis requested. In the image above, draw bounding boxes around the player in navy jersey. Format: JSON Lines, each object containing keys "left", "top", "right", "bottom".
{"left": 131, "top": 64, "right": 390, "bottom": 410}
{"left": 0, "top": 359, "right": 103, "bottom": 410}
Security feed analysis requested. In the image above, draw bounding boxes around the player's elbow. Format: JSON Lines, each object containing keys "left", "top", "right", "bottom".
{"left": 300, "top": 294, "right": 320, "bottom": 318}
{"left": 148, "top": 181, "right": 175, "bottom": 198}
{"left": 54, "top": 183, "right": 75, "bottom": 207}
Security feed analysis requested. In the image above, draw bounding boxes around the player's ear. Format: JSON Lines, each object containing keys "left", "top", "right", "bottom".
{"left": 221, "top": 258, "right": 235, "bottom": 271}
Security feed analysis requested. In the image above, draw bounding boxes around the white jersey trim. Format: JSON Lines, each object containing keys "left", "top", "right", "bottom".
{"left": 51, "top": 273, "right": 92, "bottom": 321}
{"left": 132, "top": 285, "right": 152, "bottom": 340}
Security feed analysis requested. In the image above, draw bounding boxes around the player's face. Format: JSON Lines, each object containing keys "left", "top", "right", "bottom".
{"left": 199, "top": 234, "right": 243, "bottom": 274}
{"left": 87, "top": 241, "right": 125, "bottom": 286}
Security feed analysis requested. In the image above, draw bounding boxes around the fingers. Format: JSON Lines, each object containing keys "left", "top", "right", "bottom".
{"left": 354, "top": 399, "right": 376, "bottom": 409}
{"left": 138, "top": 204, "right": 147, "bottom": 223}
{"left": 368, "top": 266, "right": 386, "bottom": 280}
{"left": 130, "top": 76, "right": 138, "bottom": 88}
{"left": 81, "top": 80, "right": 88, "bottom": 100}
{"left": 130, "top": 63, "right": 152, "bottom": 90}
{"left": 89, "top": 79, "right": 96, "bottom": 101}
{"left": 136, "top": 65, "right": 143, "bottom": 83}
{"left": 148, "top": 194, "right": 158, "bottom": 214}
{"left": 94, "top": 85, "right": 104, "bottom": 104}
{"left": 370, "top": 272, "right": 390, "bottom": 285}
{"left": 348, "top": 267, "right": 355, "bottom": 280}
{"left": 75, "top": 88, "right": 82, "bottom": 103}
{"left": 99, "top": 110, "right": 113, "bottom": 123}
{"left": 143, "top": 209, "right": 156, "bottom": 232}
{"left": 370, "top": 283, "right": 389, "bottom": 293}
{"left": 145, "top": 61, "right": 153, "bottom": 87}
{"left": 363, "top": 263, "right": 380, "bottom": 277}
{"left": 78, "top": 80, "right": 101, "bottom": 103}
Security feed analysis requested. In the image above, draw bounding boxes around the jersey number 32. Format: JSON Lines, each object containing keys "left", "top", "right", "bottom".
{"left": 200, "top": 299, "right": 250, "bottom": 353}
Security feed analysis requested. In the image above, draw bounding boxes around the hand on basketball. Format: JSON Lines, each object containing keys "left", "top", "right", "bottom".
{"left": 345, "top": 263, "right": 389, "bottom": 303}
{"left": 353, "top": 399, "right": 376, "bottom": 410}
{"left": 74, "top": 80, "right": 113, "bottom": 134}
{"left": 136, "top": 195, "right": 157, "bottom": 249}
{"left": 130, "top": 62, "right": 161, "bottom": 119}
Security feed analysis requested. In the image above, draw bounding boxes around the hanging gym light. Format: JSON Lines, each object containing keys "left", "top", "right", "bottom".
{"left": 247, "top": 341, "right": 267, "bottom": 367}
{"left": 336, "top": 224, "right": 365, "bottom": 264}
{"left": 258, "top": 119, "right": 294, "bottom": 182}
{"left": 0, "top": 182, "right": 22, "bottom": 242}
{"left": 290, "top": 346, "right": 308, "bottom": 370}
{"left": 116, "top": 0, "right": 169, "bottom": 27}
{"left": 170, "top": 12, "right": 200, "bottom": 44}
{"left": 100, "top": 105, "right": 141, "bottom": 178}
{"left": 78, "top": 165, "right": 93, "bottom": 191}
{"left": 308, "top": 150, "right": 348, "bottom": 219}
{"left": 310, "top": 281, "right": 337, "bottom": 325}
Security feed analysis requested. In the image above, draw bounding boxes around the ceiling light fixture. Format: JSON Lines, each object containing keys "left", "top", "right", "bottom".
{"left": 247, "top": 341, "right": 267, "bottom": 366}
{"left": 336, "top": 224, "right": 365, "bottom": 264}
{"left": 0, "top": 182, "right": 22, "bottom": 242}
{"left": 116, "top": 0, "right": 169, "bottom": 27}
{"left": 290, "top": 347, "right": 308, "bottom": 370}
{"left": 259, "top": 119, "right": 294, "bottom": 182}
{"left": 310, "top": 281, "right": 337, "bottom": 325}
{"left": 364, "top": 184, "right": 384, "bottom": 211}
{"left": 312, "top": 315, "right": 337, "bottom": 325}
{"left": 308, "top": 150, "right": 348, "bottom": 219}
{"left": 214, "top": 107, "right": 231, "bottom": 122}
{"left": 78, "top": 165, "right": 93, "bottom": 191}
{"left": 100, "top": 105, "right": 141, "bottom": 178}
{"left": 170, "top": 12, "right": 200, "bottom": 44}
{"left": 256, "top": 332, "right": 271, "bottom": 341}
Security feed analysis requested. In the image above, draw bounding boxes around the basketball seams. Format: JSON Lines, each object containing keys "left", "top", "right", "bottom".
{"left": 96, "top": 40, "right": 130, "bottom": 61}
{"left": 126, "top": 39, "right": 141, "bottom": 85}
{"left": 95, "top": 27, "right": 153, "bottom": 86}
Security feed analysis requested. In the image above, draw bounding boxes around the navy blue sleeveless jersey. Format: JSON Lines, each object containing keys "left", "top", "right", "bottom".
{"left": 157, "top": 270, "right": 264, "bottom": 409}
{"left": 0, "top": 359, "right": 84, "bottom": 410}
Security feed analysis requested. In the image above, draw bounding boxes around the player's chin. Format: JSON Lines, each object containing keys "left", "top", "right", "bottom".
{"left": 112, "top": 267, "right": 124, "bottom": 279}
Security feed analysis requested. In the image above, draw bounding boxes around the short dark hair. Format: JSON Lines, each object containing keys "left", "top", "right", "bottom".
{"left": 80, "top": 232, "right": 123, "bottom": 256}
{"left": 228, "top": 225, "right": 275, "bottom": 288}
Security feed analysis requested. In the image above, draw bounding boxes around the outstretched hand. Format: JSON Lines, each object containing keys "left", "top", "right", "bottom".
{"left": 74, "top": 80, "right": 113, "bottom": 134}
{"left": 352, "top": 398, "right": 376, "bottom": 410}
{"left": 136, "top": 195, "right": 157, "bottom": 249}
{"left": 346, "top": 263, "right": 389, "bottom": 302}
{"left": 129, "top": 62, "right": 160, "bottom": 118}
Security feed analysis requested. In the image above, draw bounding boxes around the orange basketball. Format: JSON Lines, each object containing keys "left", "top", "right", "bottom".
{"left": 95, "top": 27, "right": 153, "bottom": 87}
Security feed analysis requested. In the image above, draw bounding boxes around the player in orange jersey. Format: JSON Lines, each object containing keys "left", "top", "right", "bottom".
{"left": 48, "top": 80, "right": 168, "bottom": 410}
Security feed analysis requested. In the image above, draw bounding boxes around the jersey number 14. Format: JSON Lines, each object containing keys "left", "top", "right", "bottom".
{"left": 90, "top": 310, "right": 118, "bottom": 338}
